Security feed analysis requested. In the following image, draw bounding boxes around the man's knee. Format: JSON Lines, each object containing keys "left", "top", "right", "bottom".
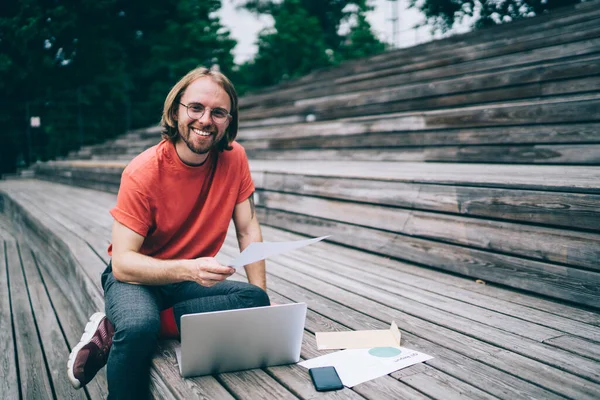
{"left": 238, "top": 284, "right": 270, "bottom": 308}
{"left": 115, "top": 314, "right": 160, "bottom": 345}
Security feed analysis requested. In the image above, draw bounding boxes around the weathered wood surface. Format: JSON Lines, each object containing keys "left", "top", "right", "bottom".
{"left": 246, "top": 144, "right": 600, "bottom": 164}
{"left": 37, "top": 158, "right": 600, "bottom": 194}
{"left": 256, "top": 207, "right": 600, "bottom": 307}
{"left": 249, "top": 160, "right": 600, "bottom": 193}
{"left": 218, "top": 230, "right": 600, "bottom": 400}
{"left": 242, "top": 2, "right": 600, "bottom": 105}
{"left": 0, "top": 240, "right": 20, "bottom": 399}
{"left": 2, "top": 179, "right": 600, "bottom": 399}
{"left": 5, "top": 240, "right": 55, "bottom": 399}
{"left": 258, "top": 191, "right": 600, "bottom": 270}
{"left": 242, "top": 55, "right": 600, "bottom": 121}
{"left": 240, "top": 93, "right": 600, "bottom": 129}
{"left": 32, "top": 160, "right": 600, "bottom": 231}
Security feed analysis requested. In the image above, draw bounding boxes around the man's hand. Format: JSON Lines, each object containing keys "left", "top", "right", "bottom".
{"left": 187, "top": 257, "right": 235, "bottom": 287}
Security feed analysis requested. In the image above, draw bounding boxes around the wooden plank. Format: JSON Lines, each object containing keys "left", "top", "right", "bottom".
{"left": 246, "top": 144, "right": 600, "bottom": 165}
{"left": 258, "top": 191, "right": 600, "bottom": 271}
{"left": 239, "top": 123, "right": 600, "bottom": 149}
{"left": 241, "top": 92, "right": 600, "bottom": 129}
{"left": 260, "top": 251, "right": 600, "bottom": 384}
{"left": 236, "top": 275, "right": 525, "bottom": 400}
{"left": 256, "top": 207, "right": 600, "bottom": 307}
{"left": 241, "top": 7, "right": 600, "bottom": 106}
{"left": 399, "top": 368, "right": 497, "bottom": 400}
{"left": 151, "top": 340, "right": 234, "bottom": 400}
{"left": 220, "top": 243, "right": 576, "bottom": 400}
{"left": 248, "top": 160, "right": 600, "bottom": 194}
{"left": 5, "top": 240, "right": 54, "bottom": 399}
{"left": 19, "top": 245, "right": 86, "bottom": 399}
{"left": 217, "top": 369, "right": 298, "bottom": 400}
{"left": 275, "top": 231, "right": 600, "bottom": 343}
{"left": 327, "top": 27, "right": 600, "bottom": 91}
{"left": 244, "top": 93, "right": 600, "bottom": 139}
{"left": 257, "top": 172, "right": 600, "bottom": 231}
{"left": 242, "top": 57, "right": 600, "bottom": 121}
{"left": 225, "top": 251, "right": 600, "bottom": 399}
{"left": 33, "top": 249, "right": 109, "bottom": 399}
{"left": 257, "top": 224, "right": 600, "bottom": 327}
{"left": 246, "top": 32, "right": 600, "bottom": 108}
{"left": 242, "top": 28, "right": 600, "bottom": 117}
{"left": 0, "top": 241, "right": 20, "bottom": 399}
{"left": 544, "top": 335, "right": 600, "bottom": 362}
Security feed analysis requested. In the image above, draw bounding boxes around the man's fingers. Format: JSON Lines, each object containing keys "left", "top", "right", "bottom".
{"left": 201, "top": 271, "right": 231, "bottom": 282}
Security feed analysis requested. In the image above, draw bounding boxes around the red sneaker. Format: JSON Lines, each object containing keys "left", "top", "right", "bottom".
{"left": 67, "top": 312, "right": 114, "bottom": 389}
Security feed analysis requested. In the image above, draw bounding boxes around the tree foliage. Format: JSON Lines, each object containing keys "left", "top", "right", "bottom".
{"left": 409, "top": 0, "right": 583, "bottom": 32}
{"left": 0, "top": 0, "right": 388, "bottom": 175}
{"left": 235, "top": 0, "right": 387, "bottom": 91}
{"left": 0, "top": 0, "right": 235, "bottom": 175}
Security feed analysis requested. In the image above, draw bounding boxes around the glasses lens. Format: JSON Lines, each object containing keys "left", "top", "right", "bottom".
{"left": 187, "top": 104, "right": 205, "bottom": 120}
{"left": 211, "top": 110, "right": 229, "bottom": 123}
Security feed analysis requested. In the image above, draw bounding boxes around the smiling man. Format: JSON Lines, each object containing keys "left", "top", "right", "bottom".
{"left": 67, "top": 67, "right": 270, "bottom": 399}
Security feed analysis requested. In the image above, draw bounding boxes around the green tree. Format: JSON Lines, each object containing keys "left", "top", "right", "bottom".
{"left": 337, "top": 3, "right": 387, "bottom": 61}
{"left": 0, "top": 0, "right": 236, "bottom": 175}
{"left": 235, "top": 0, "right": 386, "bottom": 92}
{"left": 237, "top": 0, "right": 330, "bottom": 89}
{"left": 409, "top": 0, "right": 583, "bottom": 32}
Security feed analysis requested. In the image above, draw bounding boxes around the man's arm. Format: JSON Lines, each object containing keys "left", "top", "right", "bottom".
{"left": 232, "top": 193, "right": 267, "bottom": 291}
{"left": 111, "top": 220, "right": 234, "bottom": 286}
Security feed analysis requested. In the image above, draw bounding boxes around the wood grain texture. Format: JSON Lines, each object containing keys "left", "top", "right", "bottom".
{"left": 0, "top": 241, "right": 20, "bottom": 400}
{"left": 241, "top": 93, "right": 600, "bottom": 130}
{"left": 5, "top": 241, "right": 54, "bottom": 399}
{"left": 241, "top": 5, "right": 600, "bottom": 106}
{"left": 258, "top": 191, "right": 600, "bottom": 270}
{"left": 257, "top": 172, "right": 600, "bottom": 231}
{"left": 248, "top": 160, "right": 600, "bottom": 194}
{"left": 543, "top": 335, "right": 600, "bottom": 362}
{"left": 220, "top": 242, "right": 579, "bottom": 400}
{"left": 257, "top": 224, "right": 600, "bottom": 326}
{"left": 242, "top": 58, "right": 600, "bottom": 121}
{"left": 33, "top": 249, "right": 109, "bottom": 399}
{"left": 19, "top": 245, "right": 87, "bottom": 400}
{"left": 257, "top": 207, "right": 600, "bottom": 307}
{"left": 246, "top": 144, "right": 600, "bottom": 164}
{"left": 240, "top": 123, "right": 600, "bottom": 149}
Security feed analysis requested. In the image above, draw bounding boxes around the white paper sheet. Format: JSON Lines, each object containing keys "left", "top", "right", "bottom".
{"left": 228, "top": 235, "right": 330, "bottom": 269}
{"left": 299, "top": 347, "right": 433, "bottom": 387}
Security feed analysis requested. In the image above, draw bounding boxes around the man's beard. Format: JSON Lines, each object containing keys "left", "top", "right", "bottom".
{"left": 180, "top": 124, "right": 221, "bottom": 155}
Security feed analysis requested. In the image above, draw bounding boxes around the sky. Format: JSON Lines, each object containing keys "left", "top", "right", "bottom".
{"left": 217, "top": 0, "right": 474, "bottom": 64}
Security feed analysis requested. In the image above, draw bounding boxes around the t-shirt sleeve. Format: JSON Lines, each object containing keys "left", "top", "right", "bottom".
{"left": 109, "top": 170, "right": 153, "bottom": 237}
{"left": 237, "top": 147, "right": 256, "bottom": 204}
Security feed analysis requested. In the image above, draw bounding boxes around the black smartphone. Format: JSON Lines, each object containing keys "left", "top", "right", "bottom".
{"left": 309, "top": 366, "right": 344, "bottom": 392}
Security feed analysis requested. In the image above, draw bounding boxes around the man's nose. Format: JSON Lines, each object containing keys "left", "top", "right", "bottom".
{"left": 198, "top": 110, "right": 212, "bottom": 124}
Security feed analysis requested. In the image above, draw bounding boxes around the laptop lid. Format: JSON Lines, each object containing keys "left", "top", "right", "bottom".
{"left": 176, "top": 302, "right": 307, "bottom": 377}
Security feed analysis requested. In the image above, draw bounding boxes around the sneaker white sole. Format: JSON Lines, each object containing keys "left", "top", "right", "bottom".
{"left": 67, "top": 312, "right": 106, "bottom": 389}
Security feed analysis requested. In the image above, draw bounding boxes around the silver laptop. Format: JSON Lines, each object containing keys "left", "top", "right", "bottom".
{"left": 175, "top": 302, "right": 307, "bottom": 377}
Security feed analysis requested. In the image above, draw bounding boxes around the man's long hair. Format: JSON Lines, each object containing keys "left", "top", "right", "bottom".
{"left": 160, "top": 67, "right": 239, "bottom": 152}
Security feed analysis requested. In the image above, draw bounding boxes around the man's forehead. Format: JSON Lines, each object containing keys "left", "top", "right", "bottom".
{"left": 182, "top": 77, "right": 230, "bottom": 108}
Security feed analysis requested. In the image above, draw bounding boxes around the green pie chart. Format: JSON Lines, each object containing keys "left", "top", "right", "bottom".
{"left": 368, "top": 347, "right": 402, "bottom": 357}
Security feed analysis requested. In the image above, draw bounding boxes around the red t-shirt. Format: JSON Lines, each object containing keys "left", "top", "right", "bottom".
{"left": 107, "top": 139, "right": 255, "bottom": 260}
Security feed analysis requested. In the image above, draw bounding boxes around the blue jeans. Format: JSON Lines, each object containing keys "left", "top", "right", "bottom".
{"left": 101, "top": 263, "right": 270, "bottom": 400}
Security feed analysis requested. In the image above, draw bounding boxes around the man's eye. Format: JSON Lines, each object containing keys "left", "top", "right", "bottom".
{"left": 213, "top": 110, "right": 228, "bottom": 118}
{"left": 190, "top": 105, "right": 204, "bottom": 112}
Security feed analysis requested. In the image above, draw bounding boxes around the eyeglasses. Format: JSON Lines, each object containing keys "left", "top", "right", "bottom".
{"left": 180, "top": 102, "right": 231, "bottom": 124}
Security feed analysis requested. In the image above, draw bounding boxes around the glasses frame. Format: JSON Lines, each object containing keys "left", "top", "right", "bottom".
{"left": 179, "top": 102, "right": 231, "bottom": 125}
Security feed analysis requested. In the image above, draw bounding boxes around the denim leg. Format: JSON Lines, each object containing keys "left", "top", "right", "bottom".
{"left": 103, "top": 271, "right": 162, "bottom": 400}
{"left": 165, "top": 280, "right": 270, "bottom": 331}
